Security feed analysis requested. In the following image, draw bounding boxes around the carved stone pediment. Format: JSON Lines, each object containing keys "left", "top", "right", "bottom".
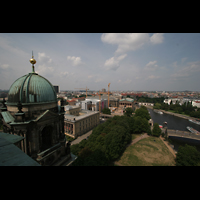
{"left": 34, "top": 110, "right": 59, "bottom": 122}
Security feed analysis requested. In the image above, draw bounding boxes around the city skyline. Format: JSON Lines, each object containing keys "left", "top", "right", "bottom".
{"left": 0, "top": 33, "right": 200, "bottom": 91}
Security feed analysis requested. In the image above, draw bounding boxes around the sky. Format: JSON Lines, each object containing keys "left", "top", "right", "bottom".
{"left": 0, "top": 33, "right": 200, "bottom": 91}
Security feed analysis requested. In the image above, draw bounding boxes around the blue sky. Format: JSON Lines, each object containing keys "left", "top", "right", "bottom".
{"left": 0, "top": 33, "right": 200, "bottom": 91}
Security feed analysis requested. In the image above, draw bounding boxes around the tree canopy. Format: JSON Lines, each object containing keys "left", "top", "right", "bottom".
{"left": 176, "top": 144, "right": 200, "bottom": 166}
{"left": 152, "top": 123, "right": 161, "bottom": 137}
{"left": 134, "top": 106, "right": 151, "bottom": 120}
{"left": 124, "top": 107, "right": 134, "bottom": 117}
{"left": 102, "top": 108, "right": 111, "bottom": 115}
{"left": 71, "top": 106, "right": 152, "bottom": 166}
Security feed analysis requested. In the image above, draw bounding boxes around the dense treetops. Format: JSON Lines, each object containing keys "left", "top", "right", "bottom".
{"left": 102, "top": 108, "right": 111, "bottom": 115}
{"left": 176, "top": 144, "right": 200, "bottom": 166}
{"left": 71, "top": 106, "right": 152, "bottom": 166}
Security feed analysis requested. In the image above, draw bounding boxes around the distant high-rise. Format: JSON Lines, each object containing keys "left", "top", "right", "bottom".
{"left": 53, "top": 85, "right": 59, "bottom": 93}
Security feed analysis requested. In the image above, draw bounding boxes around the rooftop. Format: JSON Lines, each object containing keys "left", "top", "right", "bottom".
{"left": 119, "top": 98, "right": 134, "bottom": 102}
{"left": 64, "top": 109, "right": 99, "bottom": 122}
{"left": 0, "top": 132, "right": 40, "bottom": 166}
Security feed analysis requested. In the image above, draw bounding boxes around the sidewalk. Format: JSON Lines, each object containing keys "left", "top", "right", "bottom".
{"left": 71, "top": 130, "right": 93, "bottom": 145}
{"left": 159, "top": 136, "right": 176, "bottom": 158}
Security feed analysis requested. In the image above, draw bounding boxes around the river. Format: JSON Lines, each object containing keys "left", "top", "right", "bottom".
{"left": 147, "top": 108, "right": 200, "bottom": 151}
{"left": 147, "top": 108, "right": 200, "bottom": 132}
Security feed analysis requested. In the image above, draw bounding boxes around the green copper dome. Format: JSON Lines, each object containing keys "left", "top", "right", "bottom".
{"left": 7, "top": 72, "right": 57, "bottom": 104}
{"left": 7, "top": 52, "right": 57, "bottom": 105}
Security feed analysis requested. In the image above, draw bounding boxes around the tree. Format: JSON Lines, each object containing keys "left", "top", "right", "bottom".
{"left": 176, "top": 144, "right": 200, "bottom": 166}
{"left": 153, "top": 103, "right": 161, "bottom": 109}
{"left": 102, "top": 108, "right": 111, "bottom": 115}
{"left": 104, "top": 125, "right": 131, "bottom": 161}
{"left": 133, "top": 116, "right": 151, "bottom": 134}
{"left": 152, "top": 123, "right": 161, "bottom": 137}
{"left": 72, "top": 147, "right": 109, "bottom": 166}
{"left": 124, "top": 107, "right": 134, "bottom": 117}
{"left": 134, "top": 106, "right": 151, "bottom": 120}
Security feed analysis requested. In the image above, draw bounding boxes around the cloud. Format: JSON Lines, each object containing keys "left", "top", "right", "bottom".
{"left": 104, "top": 54, "right": 127, "bottom": 71}
{"left": 147, "top": 75, "right": 160, "bottom": 80}
{"left": 171, "top": 60, "right": 200, "bottom": 80}
{"left": 38, "top": 52, "right": 52, "bottom": 63}
{"left": 36, "top": 64, "right": 54, "bottom": 76}
{"left": 60, "top": 71, "right": 69, "bottom": 77}
{"left": 101, "top": 33, "right": 164, "bottom": 54}
{"left": 67, "top": 56, "right": 82, "bottom": 66}
{"left": 144, "top": 60, "right": 159, "bottom": 71}
{"left": 0, "top": 64, "right": 9, "bottom": 69}
{"left": 88, "top": 75, "right": 93, "bottom": 79}
{"left": 150, "top": 33, "right": 164, "bottom": 44}
{"left": 95, "top": 78, "right": 103, "bottom": 83}
{"left": 181, "top": 57, "right": 187, "bottom": 63}
{"left": 125, "top": 79, "right": 132, "bottom": 84}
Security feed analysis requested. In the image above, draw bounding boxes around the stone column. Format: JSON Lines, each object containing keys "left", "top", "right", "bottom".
{"left": 24, "top": 132, "right": 27, "bottom": 154}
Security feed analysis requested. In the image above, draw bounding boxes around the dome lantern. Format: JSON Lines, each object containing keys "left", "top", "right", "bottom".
{"left": 29, "top": 51, "right": 36, "bottom": 73}
{"left": 7, "top": 52, "right": 57, "bottom": 105}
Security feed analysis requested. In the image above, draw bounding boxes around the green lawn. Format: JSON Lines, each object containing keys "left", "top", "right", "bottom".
{"left": 116, "top": 136, "right": 175, "bottom": 166}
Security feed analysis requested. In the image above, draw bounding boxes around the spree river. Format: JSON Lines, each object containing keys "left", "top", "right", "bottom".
{"left": 147, "top": 108, "right": 200, "bottom": 132}
{"left": 147, "top": 108, "right": 200, "bottom": 152}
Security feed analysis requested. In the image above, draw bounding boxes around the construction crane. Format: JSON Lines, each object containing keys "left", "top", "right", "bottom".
{"left": 74, "top": 87, "right": 89, "bottom": 98}
{"left": 108, "top": 83, "right": 111, "bottom": 108}
{"left": 95, "top": 83, "right": 111, "bottom": 113}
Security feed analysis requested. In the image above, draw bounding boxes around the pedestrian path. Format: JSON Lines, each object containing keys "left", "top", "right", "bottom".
{"left": 127, "top": 133, "right": 149, "bottom": 147}
{"left": 71, "top": 130, "right": 93, "bottom": 145}
{"left": 159, "top": 136, "right": 176, "bottom": 158}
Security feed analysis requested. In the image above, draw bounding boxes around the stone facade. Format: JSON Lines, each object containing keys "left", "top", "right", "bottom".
{"left": 64, "top": 110, "right": 100, "bottom": 138}
{"left": 0, "top": 54, "right": 71, "bottom": 165}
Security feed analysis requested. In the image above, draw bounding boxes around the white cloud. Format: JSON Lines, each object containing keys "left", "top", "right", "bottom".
{"left": 67, "top": 56, "right": 82, "bottom": 66}
{"left": 0, "top": 64, "right": 9, "bottom": 69}
{"left": 38, "top": 52, "right": 52, "bottom": 64}
{"left": 144, "top": 60, "right": 159, "bottom": 71}
{"left": 146, "top": 60, "right": 157, "bottom": 67}
{"left": 104, "top": 54, "right": 127, "bottom": 71}
{"left": 101, "top": 33, "right": 150, "bottom": 54}
{"left": 101, "top": 33, "right": 164, "bottom": 54}
{"left": 150, "top": 33, "right": 164, "bottom": 44}
{"left": 36, "top": 64, "right": 54, "bottom": 75}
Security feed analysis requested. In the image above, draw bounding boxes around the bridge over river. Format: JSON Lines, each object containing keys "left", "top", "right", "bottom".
{"left": 162, "top": 128, "right": 200, "bottom": 144}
